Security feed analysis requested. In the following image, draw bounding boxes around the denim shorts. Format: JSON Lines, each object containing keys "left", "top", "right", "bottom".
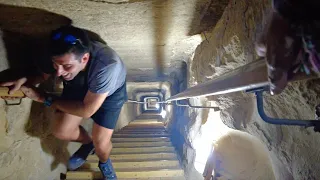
{"left": 61, "top": 76, "right": 128, "bottom": 129}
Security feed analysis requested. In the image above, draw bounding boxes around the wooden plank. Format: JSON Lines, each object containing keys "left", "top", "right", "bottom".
{"left": 114, "top": 132, "right": 169, "bottom": 136}
{"left": 125, "top": 123, "right": 164, "bottom": 126}
{"left": 112, "top": 137, "right": 170, "bottom": 142}
{"left": 113, "top": 134, "right": 170, "bottom": 138}
{"left": 129, "top": 121, "right": 164, "bottom": 125}
{"left": 66, "top": 177, "right": 185, "bottom": 180}
{"left": 87, "top": 153, "right": 177, "bottom": 161}
{"left": 118, "top": 177, "right": 185, "bottom": 180}
{"left": 126, "top": 125, "right": 164, "bottom": 128}
{"left": 78, "top": 166, "right": 182, "bottom": 172}
{"left": 121, "top": 127, "right": 167, "bottom": 132}
{"left": 79, "top": 160, "right": 180, "bottom": 170}
{"left": 112, "top": 146, "right": 175, "bottom": 154}
{"left": 106, "top": 158, "right": 179, "bottom": 163}
{"left": 126, "top": 123, "right": 164, "bottom": 128}
{"left": 66, "top": 169, "right": 184, "bottom": 179}
{"left": 0, "top": 87, "right": 24, "bottom": 97}
{"left": 115, "top": 130, "right": 168, "bottom": 134}
{"left": 113, "top": 141, "right": 171, "bottom": 148}
{"left": 133, "top": 119, "right": 161, "bottom": 122}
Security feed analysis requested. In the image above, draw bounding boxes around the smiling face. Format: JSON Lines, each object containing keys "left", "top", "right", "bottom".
{"left": 52, "top": 52, "right": 90, "bottom": 81}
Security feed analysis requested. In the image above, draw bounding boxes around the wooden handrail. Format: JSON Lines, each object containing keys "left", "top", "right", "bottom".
{"left": 0, "top": 87, "right": 24, "bottom": 97}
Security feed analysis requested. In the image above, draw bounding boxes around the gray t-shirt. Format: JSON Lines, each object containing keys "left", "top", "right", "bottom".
{"left": 40, "top": 41, "right": 126, "bottom": 97}
{"left": 87, "top": 41, "right": 126, "bottom": 96}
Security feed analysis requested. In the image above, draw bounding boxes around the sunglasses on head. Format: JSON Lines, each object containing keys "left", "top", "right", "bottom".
{"left": 52, "top": 32, "right": 84, "bottom": 46}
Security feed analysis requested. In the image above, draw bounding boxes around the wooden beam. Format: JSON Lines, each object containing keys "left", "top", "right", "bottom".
{"left": 129, "top": 121, "right": 164, "bottom": 125}
{"left": 122, "top": 127, "right": 166, "bottom": 131}
{"left": 87, "top": 153, "right": 177, "bottom": 161}
{"left": 112, "top": 137, "right": 170, "bottom": 142}
{"left": 112, "top": 146, "right": 174, "bottom": 154}
{"left": 113, "top": 141, "right": 171, "bottom": 148}
{"left": 126, "top": 124, "right": 165, "bottom": 128}
{"left": 113, "top": 134, "right": 169, "bottom": 138}
{"left": 118, "top": 177, "right": 185, "bottom": 180}
{"left": 66, "top": 169, "right": 184, "bottom": 179}
{"left": 133, "top": 119, "right": 161, "bottom": 122}
{"left": 114, "top": 131, "right": 169, "bottom": 136}
{"left": 0, "top": 87, "right": 24, "bottom": 97}
{"left": 79, "top": 160, "right": 180, "bottom": 170}
{"left": 115, "top": 130, "right": 168, "bottom": 134}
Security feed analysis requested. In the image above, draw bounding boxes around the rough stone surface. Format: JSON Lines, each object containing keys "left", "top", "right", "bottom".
{"left": 213, "top": 130, "right": 275, "bottom": 180}
{"left": 190, "top": 0, "right": 320, "bottom": 179}
{"left": 0, "top": 0, "right": 202, "bottom": 71}
{"left": 188, "top": 0, "right": 229, "bottom": 36}
{"left": 0, "top": 0, "right": 203, "bottom": 179}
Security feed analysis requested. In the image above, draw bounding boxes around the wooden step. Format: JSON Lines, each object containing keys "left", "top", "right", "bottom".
{"left": 66, "top": 169, "right": 184, "bottom": 179}
{"left": 112, "top": 137, "right": 170, "bottom": 142}
{"left": 129, "top": 121, "right": 163, "bottom": 125}
{"left": 113, "top": 141, "right": 171, "bottom": 148}
{"left": 77, "top": 166, "right": 181, "bottom": 172}
{"left": 79, "top": 160, "right": 180, "bottom": 170}
{"left": 113, "top": 134, "right": 170, "bottom": 138}
{"left": 115, "top": 131, "right": 168, "bottom": 134}
{"left": 118, "top": 177, "right": 185, "bottom": 180}
{"left": 120, "top": 128, "right": 167, "bottom": 132}
{"left": 114, "top": 132, "right": 169, "bottom": 136}
{"left": 112, "top": 146, "right": 175, "bottom": 154}
{"left": 126, "top": 124, "right": 165, "bottom": 128}
{"left": 123, "top": 126, "right": 166, "bottom": 130}
{"left": 88, "top": 153, "right": 177, "bottom": 161}
{"left": 133, "top": 119, "right": 161, "bottom": 122}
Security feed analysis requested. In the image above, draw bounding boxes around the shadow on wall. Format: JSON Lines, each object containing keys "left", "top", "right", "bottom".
{"left": 0, "top": 4, "right": 106, "bottom": 171}
{"left": 0, "top": 3, "right": 108, "bottom": 171}
{"left": 0, "top": 3, "right": 106, "bottom": 81}
{"left": 0, "top": 3, "right": 73, "bottom": 171}
{"left": 211, "top": 130, "right": 275, "bottom": 180}
{"left": 188, "top": 0, "right": 229, "bottom": 36}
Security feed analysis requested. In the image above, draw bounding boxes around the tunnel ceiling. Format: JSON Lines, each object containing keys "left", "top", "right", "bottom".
{"left": 0, "top": 0, "right": 228, "bottom": 74}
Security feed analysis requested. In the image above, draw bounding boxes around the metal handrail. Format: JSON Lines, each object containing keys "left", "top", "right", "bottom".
{"left": 253, "top": 89, "right": 319, "bottom": 127}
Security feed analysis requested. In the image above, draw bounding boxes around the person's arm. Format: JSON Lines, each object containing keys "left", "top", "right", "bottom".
{"left": 52, "top": 91, "right": 108, "bottom": 118}
{"left": 51, "top": 59, "right": 119, "bottom": 117}
{"left": 0, "top": 73, "right": 49, "bottom": 95}
{"left": 19, "top": 86, "right": 108, "bottom": 118}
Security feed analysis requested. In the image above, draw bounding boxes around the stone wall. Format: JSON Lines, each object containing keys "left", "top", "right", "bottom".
{"left": 190, "top": 0, "right": 320, "bottom": 179}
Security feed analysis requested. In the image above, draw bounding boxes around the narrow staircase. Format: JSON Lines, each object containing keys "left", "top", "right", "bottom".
{"left": 65, "top": 120, "right": 185, "bottom": 180}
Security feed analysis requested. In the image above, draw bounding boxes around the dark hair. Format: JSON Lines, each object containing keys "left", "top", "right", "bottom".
{"left": 50, "top": 25, "right": 90, "bottom": 60}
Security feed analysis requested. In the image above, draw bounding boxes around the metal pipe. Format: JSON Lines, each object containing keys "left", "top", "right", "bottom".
{"left": 166, "top": 59, "right": 317, "bottom": 102}
{"left": 127, "top": 99, "right": 167, "bottom": 104}
{"left": 255, "top": 90, "right": 318, "bottom": 127}
{"left": 166, "top": 60, "right": 269, "bottom": 102}
{"left": 126, "top": 99, "right": 220, "bottom": 110}
{"left": 176, "top": 100, "right": 220, "bottom": 111}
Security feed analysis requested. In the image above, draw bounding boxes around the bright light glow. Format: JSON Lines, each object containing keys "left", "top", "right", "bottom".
{"left": 193, "top": 109, "right": 232, "bottom": 174}
{"left": 155, "top": 103, "right": 160, "bottom": 109}
{"left": 160, "top": 110, "right": 167, "bottom": 118}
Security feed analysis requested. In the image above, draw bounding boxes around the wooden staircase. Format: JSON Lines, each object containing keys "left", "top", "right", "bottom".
{"left": 65, "top": 120, "right": 185, "bottom": 180}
